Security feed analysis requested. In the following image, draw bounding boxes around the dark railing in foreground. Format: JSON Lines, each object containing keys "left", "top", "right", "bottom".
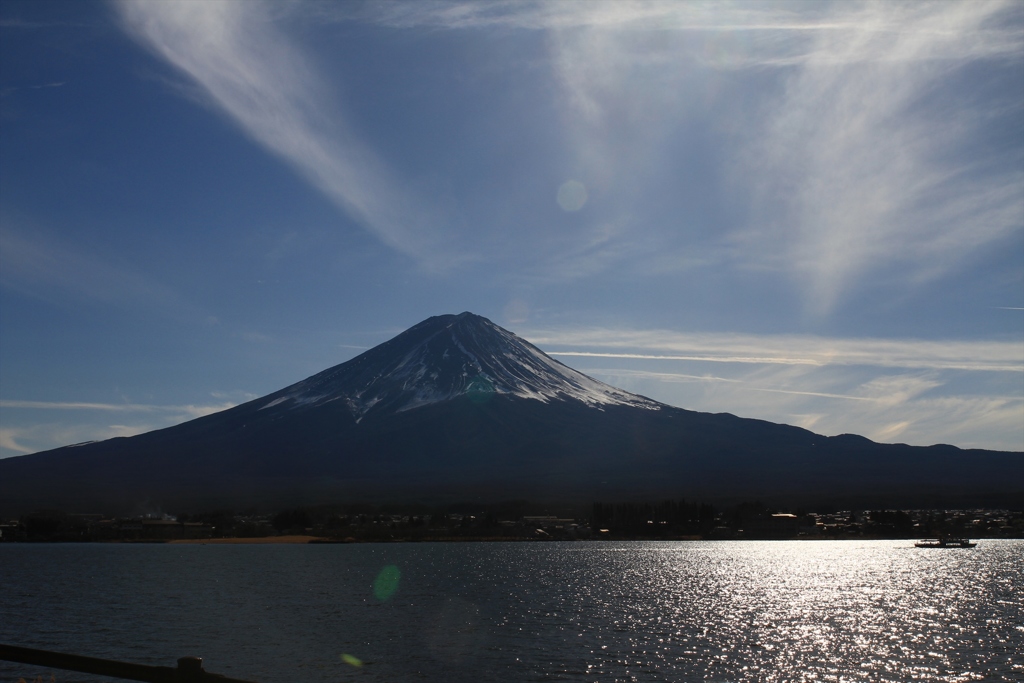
{"left": 0, "top": 644, "right": 258, "bottom": 683}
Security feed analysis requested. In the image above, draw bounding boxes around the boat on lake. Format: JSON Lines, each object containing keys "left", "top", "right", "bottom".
{"left": 914, "top": 537, "right": 976, "bottom": 548}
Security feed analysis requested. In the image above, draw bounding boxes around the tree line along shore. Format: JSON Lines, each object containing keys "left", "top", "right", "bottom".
{"left": 2, "top": 502, "right": 1021, "bottom": 543}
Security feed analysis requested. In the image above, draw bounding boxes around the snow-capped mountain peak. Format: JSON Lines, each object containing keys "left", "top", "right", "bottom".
{"left": 259, "top": 312, "right": 661, "bottom": 420}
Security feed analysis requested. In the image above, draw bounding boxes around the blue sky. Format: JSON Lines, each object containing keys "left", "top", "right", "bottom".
{"left": 1, "top": 0, "right": 1022, "bottom": 458}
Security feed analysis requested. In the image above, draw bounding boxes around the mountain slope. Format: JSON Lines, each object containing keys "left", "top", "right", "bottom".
{"left": 0, "top": 313, "right": 1020, "bottom": 514}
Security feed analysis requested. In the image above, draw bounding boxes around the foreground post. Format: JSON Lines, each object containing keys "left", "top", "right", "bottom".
{"left": 0, "top": 643, "right": 258, "bottom": 683}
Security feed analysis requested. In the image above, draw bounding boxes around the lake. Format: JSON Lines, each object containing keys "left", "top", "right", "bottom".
{"left": 1, "top": 540, "right": 1021, "bottom": 682}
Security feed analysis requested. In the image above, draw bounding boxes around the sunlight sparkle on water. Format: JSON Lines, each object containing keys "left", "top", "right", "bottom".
{"left": 1, "top": 541, "right": 1020, "bottom": 682}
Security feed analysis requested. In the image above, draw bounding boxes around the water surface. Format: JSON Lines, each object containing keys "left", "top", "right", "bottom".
{"left": 1, "top": 540, "right": 1020, "bottom": 682}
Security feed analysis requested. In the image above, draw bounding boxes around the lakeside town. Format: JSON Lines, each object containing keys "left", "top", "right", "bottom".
{"left": 2, "top": 503, "right": 1021, "bottom": 543}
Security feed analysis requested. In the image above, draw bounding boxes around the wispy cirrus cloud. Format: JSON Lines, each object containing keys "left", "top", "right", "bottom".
{"left": 109, "top": 0, "right": 1022, "bottom": 302}
{"left": 574, "top": 362, "right": 1022, "bottom": 451}
{"left": 0, "top": 81, "right": 65, "bottom": 97}
{"left": 0, "top": 428, "right": 32, "bottom": 455}
{"left": 0, "top": 399, "right": 239, "bottom": 457}
{"left": 546, "top": 1, "right": 1023, "bottom": 313}
{"left": 340, "top": 0, "right": 1024, "bottom": 309}
{"left": 583, "top": 367, "right": 874, "bottom": 402}
{"left": 328, "top": 1, "right": 905, "bottom": 34}
{"left": 533, "top": 327, "right": 1023, "bottom": 373}
{"left": 530, "top": 324, "right": 1022, "bottom": 450}
{"left": 0, "top": 422, "right": 156, "bottom": 457}
{"left": 0, "top": 399, "right": 236, "bottom": 418}
{"left": 114, "top": 0, "right": 457, "bottom": 270}
{"left": 738, "top": 1, "right": 1024, "bottom": 315}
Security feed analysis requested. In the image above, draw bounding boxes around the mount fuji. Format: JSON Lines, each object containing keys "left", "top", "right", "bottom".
{"left": 0, "top": 312, "right": 1020, "bottom": 514}
{"left": 252, "top": 311, "right": 661, "bottom": 420}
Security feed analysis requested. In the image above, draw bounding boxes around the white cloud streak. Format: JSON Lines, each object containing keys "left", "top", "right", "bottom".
{"left": 538, "top": 325, "right": 1022, "bottom": 450}
{"left": 114, "top": 0, "right": 455, "bottom": 269}
{"left": 580, "top": 366, "right": 872, "bottom": 401}
{"left": 0, "top": 400, "right": 239, "bottom": 457}
{"left": 534, "top": 328, "right": 1023, "bottom": 373}
{"left": 332, "top": 2, "right": 913, "bottom": 34}
{"left": 0, "top": 428, "right": 33, "bottom": 455}
{"left": 0, "top": 400, "right": 236, "bottom": 418}
{"left": 555, "top": 351, "right": 831, "bottom": 367}
{"left": 575, "top": 362, "right": 1022, "bottom": 451}
{"left": 0, "top": 422, "right": 161, "bottom": 457}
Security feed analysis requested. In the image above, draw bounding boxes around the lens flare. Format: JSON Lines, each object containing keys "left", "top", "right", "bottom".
{"left": 556, "top": 180, "right": 588, "bottom": 211}
{"left": 467, "top": 376, "right": 495, "bottom": 404}
{"left": 373, "top": 564, "right": 401, "bottom": 601}
{"left": 340, "top": 653, "right": 363, "bottom": 668}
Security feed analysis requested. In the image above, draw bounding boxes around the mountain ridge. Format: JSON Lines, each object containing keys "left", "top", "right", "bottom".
{"left": 0, "top": 312, "right": 1020, "bottom": 514}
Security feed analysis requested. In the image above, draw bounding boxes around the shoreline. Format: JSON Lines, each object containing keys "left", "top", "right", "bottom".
{"left": 1, "top": 534, "right": 1011, "bottom": 544}
{"left": 168, "top": 535, "right": 328, "bottom": 544}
